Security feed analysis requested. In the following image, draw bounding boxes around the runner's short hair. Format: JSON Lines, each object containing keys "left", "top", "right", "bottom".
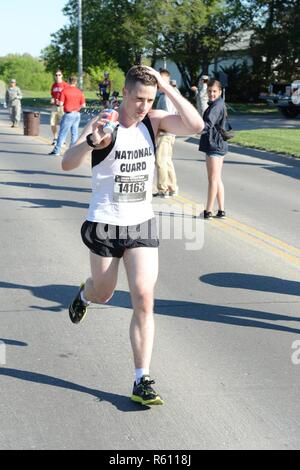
{"left": 125, "top": 66, "right": 157, "bottom": 90}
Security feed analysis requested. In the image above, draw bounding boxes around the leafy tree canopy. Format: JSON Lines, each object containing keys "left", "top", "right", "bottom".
{"left": 42, "top": 0, "right": 300, "bottom": 94}
{"left": 0, "top": 54, "right": 52, "bottom": 91}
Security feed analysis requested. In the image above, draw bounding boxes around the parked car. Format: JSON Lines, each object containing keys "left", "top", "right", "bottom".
{"left": 276, "top": 80, "right": 300, "bottom": 118}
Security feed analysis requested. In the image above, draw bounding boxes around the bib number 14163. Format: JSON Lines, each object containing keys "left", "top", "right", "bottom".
{"left": 114, "top": 175, "right": 148, "bottom": 202}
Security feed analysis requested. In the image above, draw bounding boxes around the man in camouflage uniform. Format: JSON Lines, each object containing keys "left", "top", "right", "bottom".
{"left": 5, "top": 79, "right": 22, "bottom": 127}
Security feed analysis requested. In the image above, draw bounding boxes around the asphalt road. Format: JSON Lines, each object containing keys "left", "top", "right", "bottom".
{"left": 0, "top": 108, "right": 300, "bottom": 450}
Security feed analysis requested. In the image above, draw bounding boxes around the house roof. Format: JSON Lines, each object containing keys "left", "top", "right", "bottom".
{"left": 223, "top": 30, "right": 253, "bottom": 52}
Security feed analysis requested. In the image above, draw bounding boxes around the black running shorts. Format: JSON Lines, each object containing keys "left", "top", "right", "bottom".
{"left": 81, "top": 218, "right": 159, "bottom": 258}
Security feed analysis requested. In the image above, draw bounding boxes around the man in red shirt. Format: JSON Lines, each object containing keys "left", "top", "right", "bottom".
{"left": 49, "top": 76, "right": 85, "bottom": 156}
{"left": 50, "top": 70, "right": 68, "bottom": 145}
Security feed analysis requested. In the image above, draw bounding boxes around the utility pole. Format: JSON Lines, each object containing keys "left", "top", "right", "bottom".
{"left": 78, "top": 0, "right": 83, "bottom": 90}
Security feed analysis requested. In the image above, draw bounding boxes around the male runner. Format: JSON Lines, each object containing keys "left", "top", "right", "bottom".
{"left": 62, "top": 66, "right": 204, "bottom": 406}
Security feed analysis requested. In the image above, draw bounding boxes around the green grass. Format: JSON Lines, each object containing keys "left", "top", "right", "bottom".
{"left": 22, "top": 89, "right": 107, "bottom": 108}
{"left": 23, "top": 89, "right": 98, "bottom": 99}
{"left": 21, "top": 91, "right": 277, "bottom": 115}
{"left": 228, "top": 103, "right": 278, "bottom": 114}
{"left": 22, "top": 90, "right": 50, "bottom": 98}
{"left": 231, "top": 129, "right": 300, "bottom": 157}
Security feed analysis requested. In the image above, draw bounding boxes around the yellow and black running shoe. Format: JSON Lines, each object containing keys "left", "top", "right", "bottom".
{"left": 69, "top": 283, "right": 89, "bottom": 324}
{"left": 131, "top": 375, "right": 164, "bottom": 406}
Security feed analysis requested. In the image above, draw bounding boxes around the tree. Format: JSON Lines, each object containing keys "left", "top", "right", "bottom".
{"left": 42, "top": 0, "right": 251, "bottom": 92}
{"left": 220, "top": 61, "right": 261, "bottom": 101}
{"left": 153, "top": 0, "right": 250, "bottom": 90}
{"left": 42, "top": 0, "right": 153, "bottom": 75}
{"left": 248, "top": 0, "right": 300, "bottom": 83}
{"left": 0, "top": 54, "right": 52, "bottom": 91}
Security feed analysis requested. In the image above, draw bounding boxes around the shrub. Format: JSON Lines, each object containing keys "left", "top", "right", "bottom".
{"left": 0, "top": 54, "right": 52, "bottom": 91}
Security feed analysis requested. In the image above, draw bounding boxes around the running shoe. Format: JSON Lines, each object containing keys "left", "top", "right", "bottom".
{"left": 153, "top": 191, "right": 170, "bottom": 199}
{"left": 131, "top": 375, "right": 164, "bottom": 405}
{"left": 169, "top": 188, "right": 179, "bottom": 197}
{"left": 69, "top": 283, "right": 89, "bottom": 324}
{"left": 203, "top": 210, "right": 213, "bottom": 219}
{"left": 215, "top": 210, "right": 226, "bottom": 219}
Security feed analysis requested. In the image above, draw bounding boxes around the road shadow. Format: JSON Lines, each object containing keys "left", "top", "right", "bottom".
{"left": 0, "top": 196, "right": 88, "bottom": 210}
{"left": 0, "top": 368, "right": 150, "bottom": 412}
{"left": 0, "top": 168, "right": 89, "bottom": 179}
{"left": 0, "top": 132, "right": 24, "bottom": 137}
{"left": 0, "top": 149, "right": 46, "bottom": 156}
{"left": 0, "top": 282, "right": 80, "bottom": 312}
{"left": 182, "top": 136, "right": 300, "bottom": 168}
{"left": 228, "top": 145, "right": 300, "bottom": 167}
{"left": 0, "top": 339, "right": 28, "bottom": 347}
{"left": 0, "top": 141, "right": 49, "bottom": 146}
{"left": 0, "top": 181, "right": 90, "bottom": 194}
{"left": 261, "top": 163, "right": 300, "bottom": 181}
{"left": 174, "top": 156, "right": 265, "bottom": 167}
{"left": 200, "top": 272, "right": 300, "bottom": 297}
{"left": 228, "top": 146, "right": 300, "bottom": 181}
{"left": 1, "top": 282, "right": 300, "bottom": 334}
{"left": 184, "top": 136, "right": 199, "bottom": 146}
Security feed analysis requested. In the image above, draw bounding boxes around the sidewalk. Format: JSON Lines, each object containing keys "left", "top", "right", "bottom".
{"left": 0, "top": 106, "right": 93, "bottom": 151}
{"left": 0, "top": 108, "right": 54, "bottom": 158}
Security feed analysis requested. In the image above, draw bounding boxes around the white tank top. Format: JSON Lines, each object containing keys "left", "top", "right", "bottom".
{"left": 87, "top": 115, "right": 156, "bottom": 226}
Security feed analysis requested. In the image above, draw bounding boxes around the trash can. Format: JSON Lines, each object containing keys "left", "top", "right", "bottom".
{"left": 23, "top": 111, "right": 40, "bottom": 136}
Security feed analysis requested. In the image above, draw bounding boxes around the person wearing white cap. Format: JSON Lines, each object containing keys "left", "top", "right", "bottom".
{"left": 191, "top": 74, "right": 209, "bottom": 117}
{"left": 4, "top": 79, "right": 22, "bottom": 127}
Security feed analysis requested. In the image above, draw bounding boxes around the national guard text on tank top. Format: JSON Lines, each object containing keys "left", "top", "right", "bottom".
{"left": 87, "top": 117, "right": 156, "bottom": 226}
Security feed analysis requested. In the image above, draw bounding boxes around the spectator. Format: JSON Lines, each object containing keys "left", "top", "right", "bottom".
{"left": 49, "top": 76, "right": 86, "bottom": 157}
{"left": 50, "top": 70, "right": 68, "bottom": 145}
{"left": 191, "top": 75, "right": 209, "bottom": 117}
{"left": 199, "top": 79, "right": 227, "bottom": 219}
{"left": 98, "top": 71, "right": 112, "bottom": 108}
{"left": 154, "top": 69, "right": 179, "bottom": 198}
{"left": 5, "top": 79, "right": 22, "bottom": 128}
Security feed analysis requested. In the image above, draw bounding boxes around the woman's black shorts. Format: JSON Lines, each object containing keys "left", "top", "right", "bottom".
{"left": 81, "top": 218, "right": 159, "bottom": 258}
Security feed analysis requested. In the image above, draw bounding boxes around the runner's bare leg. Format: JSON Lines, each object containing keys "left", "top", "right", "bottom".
{"left": 123, "top": 247, "right": 159, "bottom": 370}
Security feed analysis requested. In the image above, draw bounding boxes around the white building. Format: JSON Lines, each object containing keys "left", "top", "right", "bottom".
{"left": 154, "top": 30, "right": 253, "bottom": 88}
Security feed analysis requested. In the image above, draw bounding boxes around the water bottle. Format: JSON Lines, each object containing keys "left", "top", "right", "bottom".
{"left": 103, "top": 109, "right": 119, "bottom": 134}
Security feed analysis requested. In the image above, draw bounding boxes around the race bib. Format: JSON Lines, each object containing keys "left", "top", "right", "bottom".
{"left": 113, "top": 175, "right": 148, "bottom": 202}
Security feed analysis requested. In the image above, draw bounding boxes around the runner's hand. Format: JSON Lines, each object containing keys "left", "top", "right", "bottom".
{"left": 142, "top": 66, "right": 169, "bottom": 92}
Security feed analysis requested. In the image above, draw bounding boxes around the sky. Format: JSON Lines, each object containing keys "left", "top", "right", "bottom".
{"left": 0, "top": 0, "right": 69, "bottom": 57}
